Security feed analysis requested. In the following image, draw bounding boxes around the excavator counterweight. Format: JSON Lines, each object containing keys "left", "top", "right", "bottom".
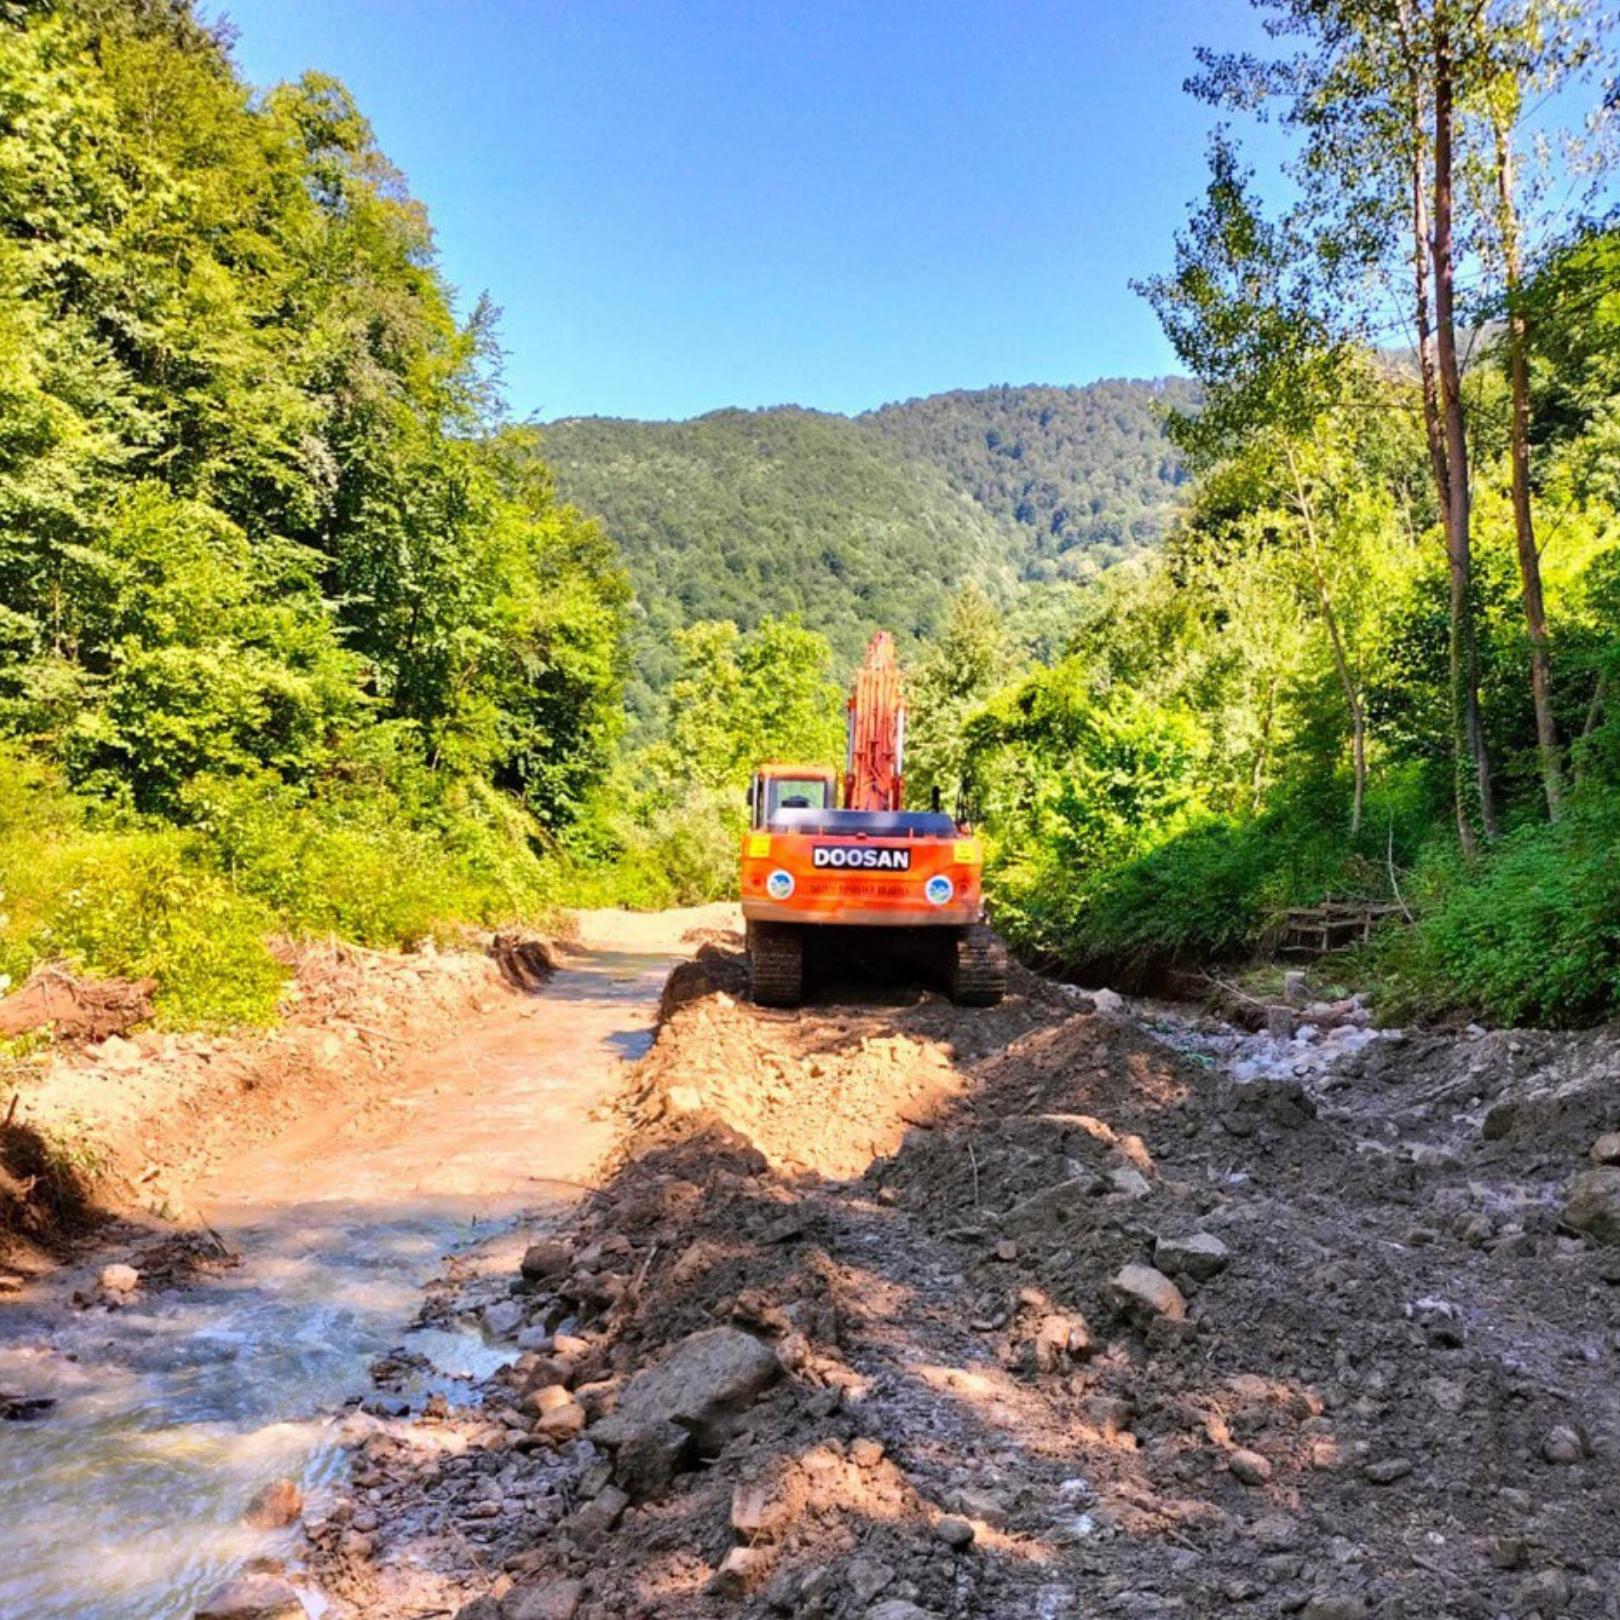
{"left": 739, "top": 631, "right": 1007, "bottom": 1009}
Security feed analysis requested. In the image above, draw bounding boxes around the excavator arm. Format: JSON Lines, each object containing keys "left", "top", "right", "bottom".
{"left": 843, "top": 630, "right": 905, "bottom": 812}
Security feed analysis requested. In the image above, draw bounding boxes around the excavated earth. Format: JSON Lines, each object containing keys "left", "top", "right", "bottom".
{"left": 304, "top": 935, "right": 1620, "bottom": 1620}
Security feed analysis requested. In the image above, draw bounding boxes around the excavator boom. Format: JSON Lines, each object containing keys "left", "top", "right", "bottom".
{"left": 843, "top": 630, "right": 904, "bottom": 812}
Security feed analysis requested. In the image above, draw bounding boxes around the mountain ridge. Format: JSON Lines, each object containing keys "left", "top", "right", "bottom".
{"left": 538, "top": 378, "right": 1196, "bottom": 716}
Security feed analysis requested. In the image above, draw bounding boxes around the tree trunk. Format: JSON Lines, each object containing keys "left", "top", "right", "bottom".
{"left": 1493, "top": 115, "right": 1564, "bottom": 819}
{"left": 1432, "top": 15, "right": 1498, "bottom": 845}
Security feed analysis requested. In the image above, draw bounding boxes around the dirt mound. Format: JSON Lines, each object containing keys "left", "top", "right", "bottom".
{"left": 310, "top": 946, "right": 1620, "bottom": 1620}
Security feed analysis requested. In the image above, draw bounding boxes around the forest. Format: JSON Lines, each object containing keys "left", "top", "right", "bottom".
{"left": 0, "top": 0, "right": 628, "bottom": 1023}
{"left": 2, "top": 0, "right": 1618, "bottom": 1032}
{"left": 538, "top": 378, "right": 1193, "bottom": 722}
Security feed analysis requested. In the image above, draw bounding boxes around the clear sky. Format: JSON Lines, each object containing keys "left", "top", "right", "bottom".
{"left": 219, "top": 1, "right": 1281, "bottom": 422}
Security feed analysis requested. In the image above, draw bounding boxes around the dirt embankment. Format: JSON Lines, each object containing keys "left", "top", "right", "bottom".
{"left": 306, "top": 935, "right": 1620, "bottom": 1620}
{"left": 0, "top": 934, "right": 557, "bottom": 1269}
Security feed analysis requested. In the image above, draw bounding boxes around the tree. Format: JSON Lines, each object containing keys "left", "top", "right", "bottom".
{"left": 1137, "top": 140, "right": 1376, "bottom": 832}
{"left": 905, "top": 585, "right": 1012, "bottom": 811}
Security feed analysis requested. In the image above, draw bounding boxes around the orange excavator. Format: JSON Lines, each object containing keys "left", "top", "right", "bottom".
{"left": 739, "top": 631, "right": 1007, "bottom": 1008}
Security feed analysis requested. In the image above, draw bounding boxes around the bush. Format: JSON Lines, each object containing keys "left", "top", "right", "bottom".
{"left": 1378, "top": 796, "right": 1620, "bottom": 1026}
{"left": 0, "top": 759, "right": 286, "bottom": 1027}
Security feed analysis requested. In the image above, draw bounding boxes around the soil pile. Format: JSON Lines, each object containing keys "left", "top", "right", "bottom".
{"left": 311, "top": 938, "right": 1620, "bottom": 1620}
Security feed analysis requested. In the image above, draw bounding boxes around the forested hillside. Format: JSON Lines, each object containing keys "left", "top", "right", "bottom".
{"left": 863, "top": 378, "right": 1197, "bottom": 577}
{"left": 0, "top": 0, "right": 627, "bottom": 1023}
{"left": 540, "top": 378, "right": 1191, "bottom": 710}
{"left": 533, "top": 408, "right": 1016, "bottom": 720}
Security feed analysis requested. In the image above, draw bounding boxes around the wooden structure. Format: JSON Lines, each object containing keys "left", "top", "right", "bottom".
{"left": 1278, "top": 900, "right": 1406, "bottom": 957}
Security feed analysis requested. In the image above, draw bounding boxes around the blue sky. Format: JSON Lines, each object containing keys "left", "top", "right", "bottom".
{"left": 221, "top": 1, "right": 1282, "bottom": 421}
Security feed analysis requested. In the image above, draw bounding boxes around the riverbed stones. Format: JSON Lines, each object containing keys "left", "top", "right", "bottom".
{"left": 194, "top": 1574, "right": 305, "bottom": 1620}
{"left": 1592, "top": 1132, "right": 1620, "bottom": 1165}
{"left": 243, "top": 1477, "right": 303, "bottom": 1529}
{"left": 1229, "top": 1449, "right": 1273, "bottom": 1486}
{"left": 99, "top": 1262, "right": 139, "bottom": 1296}
{"left": 1563, "top": 1167, "right": 1620, "bottom": 1246}
{"left": 1153, "top": 1231, "right": 1230, "bottom": 1282}
{"left": 520, "top": 1239, "right": 572, "bottom": 1282}
{"left": 1108, "top": 1262, "right": 1186, "bottom": 1323}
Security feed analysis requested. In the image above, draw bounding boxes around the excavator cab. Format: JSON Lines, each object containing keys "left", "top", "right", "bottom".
{"left": 739, "top": 634, "right": 1007, "bottom": 1009}
{"left": 749, "top": 765, "right": 838, "bottom": 828}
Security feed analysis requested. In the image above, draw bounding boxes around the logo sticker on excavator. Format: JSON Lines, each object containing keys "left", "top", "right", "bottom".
{"left": 925, "top": 874, "right": 955, "bottom": 906}
{"left": 811, "top": 845, "right": 911, "bottom": 870}
{"left": 766, "top": 869, "right": 795, "bottom": 900}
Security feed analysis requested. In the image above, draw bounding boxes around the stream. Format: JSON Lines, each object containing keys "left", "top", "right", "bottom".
{"left": 0, "top": 938, "right": 682, "bottom": 1620}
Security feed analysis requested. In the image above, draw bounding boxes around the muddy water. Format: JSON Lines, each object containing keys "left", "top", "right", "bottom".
{"left": 0, "top": 933, "right": 690, "bottom": 1620}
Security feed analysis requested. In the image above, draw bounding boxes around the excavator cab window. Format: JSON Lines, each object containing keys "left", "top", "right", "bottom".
{"left": 752, "top": 772, "right": 832, "bottom": 828}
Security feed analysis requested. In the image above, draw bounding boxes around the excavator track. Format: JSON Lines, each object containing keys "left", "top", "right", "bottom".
{"left": 747, "top": 920, "right": 804, "bottom": 1008}
{"left": 949, "top": 923, "right": 1007, "bottom": 1007}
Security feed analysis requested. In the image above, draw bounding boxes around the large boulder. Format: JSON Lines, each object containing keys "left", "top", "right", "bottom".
{"left": 1565, "top": 1166, "right": 1620, "bottom": 1247}
{"left": 591, "top": 1327, "right": 780, "bottom": 1496}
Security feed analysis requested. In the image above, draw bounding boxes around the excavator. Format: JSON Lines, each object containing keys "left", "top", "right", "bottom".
{"left": 739, "top": 631, "right": 1007, "bottom": 1008}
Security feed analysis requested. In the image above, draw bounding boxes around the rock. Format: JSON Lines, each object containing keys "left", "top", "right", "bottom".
{"left": 610, "top": 1418, "right": 690, "bottom": 1499}
{"left": 1363, "top": 1457, "right": 1413, "bottom": 1484}
{"left": 1228, "top": 1449, "right": 1272, "bottom": 1486}
{"left": 534, "top": 1399, "right": 586, "bottom": 1443}
{"left": 95, "top": 1034, "right": 143, "bottom": 1068}
{"left": 520, "top": 1240, "right": 571, "bottom": 1281}
{"left": 850, "top": 1437, "right": 885, "bottom": 1468}
{"left": 1108, "top": 1165, "right": 1152, "bottom": 1199}
{"left": 194, "top": 1575, "right": 306, "bottom": 1620}
{"left": 1540, "top": 1424, "right": 1588, "bottom": 1465}
{"left": 1034, "top": 1311, "right": 1089, "bottom": 1371}
{"left": 1564, "top": 1166, "right": 1620, "bottom": 1246}
{"left": 1091, "top": 987, "right": 1127, "bottom": 1016}
{"left": 867, "top": 1605, "right": 936, "bottom": 1620}
{"left": 711, "top": 1546, "right": 768, "bottom": 1597}
{"left": 665, "top": 1085, "right": 704, "bottom": 1114}
{"left": 243, "top": 1477, "right": 303, "bottom": 1529}
{"left": 522, "top": 1380, "right": 573, "bottom": 1413}
{"left": 845, "top": 1557, "right": 896, "bottom": 1605}
{"left": 1300, "top": 1595, "right": 1369, "bottom": 1620}
{"left": 1517, "top": 1567, "right": 1571, "bottom": 1613}
{"left": 1108, "top": 1263, "right": 1186, "bottom": 1323}
{"left": 503, "top": 1579, "right": 584, "bottom": 1620}
{"left": 933, "top": 1516, "right": 975, "bottom": 1549}
{"left": 455, "top": 1601, "right": 502, "bottom": 1620}
{"left": 482, "top": 1299, "right": 525, "bottom": 1338}
{"left": 1592, "top": 1133, "right": 1620, "bottom": 1166}
{"left": 99, "top": 1263, "right": 140, "bottom": 1296}
{"left": 993, "top": 1239, "right": 1019, "bottom": 1261}
{"left": 566, "top": 1484, "right": 628, "bottom": 1543}
{"left": 592, "top": 1327, "right": 779, "bottom": 1485}
{"left": 1153, "top": 1232, "right": 1230, "bottom": 1282}
{"left": 731, "top": 1460, "right": 805, "bottom": 1538}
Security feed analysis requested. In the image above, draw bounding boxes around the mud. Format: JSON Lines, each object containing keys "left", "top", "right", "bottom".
{"left": 308, "top": 935, "right": 1620, "bottom": 1620}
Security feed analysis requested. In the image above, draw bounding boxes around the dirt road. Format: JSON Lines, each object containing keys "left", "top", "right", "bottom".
{"left": 4, "top": 911, "right": 1618, "bottom": 1620}
{"left": 306, "top": 931, "right": 1620, "bottom": 1620}
{"left": 0, "top": 907, "right": 730, "bottom": 1620}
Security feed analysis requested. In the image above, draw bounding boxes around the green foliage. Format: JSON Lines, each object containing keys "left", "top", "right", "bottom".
{"left": 540, "top": 381, "right": 1195, "bottom": 721}
{"left": 1380, "top": 795, "right": 1620, "bottom": 1027}
{"left": 569, "top": 616, "right": 845, "bottom": 908}
{"left": 0, "top": 0, "right": 627, "bottom": 1023}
